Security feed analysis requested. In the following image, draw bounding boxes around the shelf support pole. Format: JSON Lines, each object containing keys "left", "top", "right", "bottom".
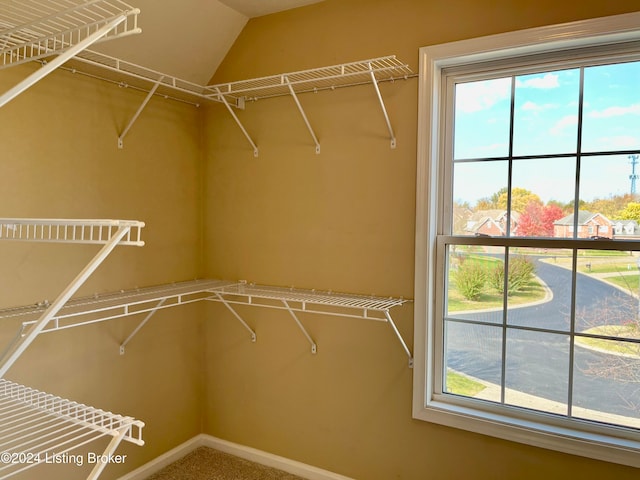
{"left": 282, "top": 300, "right": 317, "bottom": 354}
{"left": 119, "top": 298, "right": 167, "bottom": 354}
{"left": 0, "top": 15, "right": 128, "bottom": 108}
{"left": 284, "top": 76, "right": 321, "bottom": 154}
{"left": 215, "top": 87, "right": 259, "bottom": 157}
{"left": 0, "top": 226, "right": 132, "bottom": 378}
{"left": 215, "top": 293, "right": 257, "bottom": 342}
{"left": 384, "top": 310, "right": 413, "bottom": 368}
{"left": 86, "top": 428, "right": 128, "bottom": 480}
{"left": 368, "top": 63, "right": 397, "bottom": 149}
{"left": 118, "top": 76, "right": 165, "bottom": 149}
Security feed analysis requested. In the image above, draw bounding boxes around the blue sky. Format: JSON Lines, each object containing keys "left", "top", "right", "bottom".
{"left": 452, "top": 60, "right": 640, "bottom": 206}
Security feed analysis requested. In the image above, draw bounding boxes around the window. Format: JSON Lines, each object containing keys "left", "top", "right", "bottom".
{"left": 414, "top": 12, "right": 640, "bottom": 468}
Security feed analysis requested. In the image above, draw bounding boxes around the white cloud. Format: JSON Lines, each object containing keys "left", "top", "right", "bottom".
{"left": 516, "top": 73, "right": 560, "bottom": 89}
{"left": 589, "top": 135, "right": 640, "bottom": 150}
{"left": 521, "top": 101, "right": 556, "bottom": 112}
{"left": 455, "top": 77, "right": 511, "bottom": 113}
{"left": 587, "top": 103, "right": 640, "bottom": 118}
{"left": 550, "top": 114, "right": 578, "bottom": 135}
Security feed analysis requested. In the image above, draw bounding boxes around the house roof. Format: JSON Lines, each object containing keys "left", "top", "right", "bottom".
{"left": 554, "top": 211, "right": 612, "bottom": 226}
{"left": 467, "top": 210, "right": 520, "bottom": 222}
{"left": 614, "top": 219, "right": 639, "bottom": 226}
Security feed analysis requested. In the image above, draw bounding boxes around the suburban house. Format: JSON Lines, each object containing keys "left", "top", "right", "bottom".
{"left": 554, "top": 211, "right": 613, "bottom": 238}
{"left": 465, "top": 210, "right": 520, "bottom": 236}
{"left": 613, "top": 219, "right": 640, "bottom": 238}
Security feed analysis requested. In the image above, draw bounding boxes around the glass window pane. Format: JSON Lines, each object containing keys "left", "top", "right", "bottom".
{"left": 513, "top": 69, "right": 580, "bottom": 156}
{"left": 454, "top": 77, "right": 512, "bottom": 160}
{"left": 579, "top": 155, "right": 640, "bottom": 237}
{"left": 444, "top": 321, "right": 502, "bottom": 402}
{"left": 575, "top": 249, "right": 640, "bottom": 335}
{"left": 573, "top": 337, "right": 640, "bottom": 428}
{"left": 452, "top": 160, "right": 508, "bottom": 236}
{"left": 582, "top": 61, "right": 640, "bottom": 153}
{"left": 511, "top": 158, "right": 575, "bottom": 238}
{"left": 505, "top": 330, "right": 569, "bottom": 414}
{"left": 446, "top": 244, "right": 504, "bottom": 324}
{"left": 506, "top": 248, "right": 571, "bottom": 332}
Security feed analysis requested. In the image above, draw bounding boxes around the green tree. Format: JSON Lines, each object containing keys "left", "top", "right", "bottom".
{"left": 496, "top": 187, "right": 542, "bottom": 213}
{"left": 617, "top": 202, "right": 640, "bottom": 221}
{"left": 583, "top": 194, "right": 638, "bottom": 220}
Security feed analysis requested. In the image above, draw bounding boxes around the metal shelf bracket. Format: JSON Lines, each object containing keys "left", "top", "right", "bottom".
{"left": 215, "top": 292, "right": 257, "bottom": 342}
{"left": 118, "top": 76, "right": 164, "bottom": 148}
{"left": 384, "top": 310, "right": 413, "bottom": 368}
{"left": 282, "top": 300, "right": 317, "bottom": 354}
{"left": 368, "top": 62, "right": 397, "bottom": 149}
{"left": 215, "top": 87, "right": 259, "bottom": 157}
{"left": 283, "top": 76, "right": 320, "bottom": 154}
{"left": 119, "top": 298, "right": 166, "bottom": 354}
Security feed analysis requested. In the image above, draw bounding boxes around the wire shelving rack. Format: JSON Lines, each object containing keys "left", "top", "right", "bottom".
{"left": 0, "top": 379, "right": 144, "bottom": 480}
{"left": 0, "top": 217, "right": 146, "bottom": 480}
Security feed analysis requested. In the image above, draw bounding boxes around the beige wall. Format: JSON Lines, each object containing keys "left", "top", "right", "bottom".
{"left": 0, "top": 63, "right": 204, "bottom": 478}
{"left": 2, "top": 1, "right": 640, "bottom": 479}
{"left": 203, "top": 1, "right": 640, "bottom": 479}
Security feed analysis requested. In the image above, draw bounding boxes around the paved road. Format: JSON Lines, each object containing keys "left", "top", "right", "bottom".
{"left": 446, "top": 256, "right": 640, "bottom": 419}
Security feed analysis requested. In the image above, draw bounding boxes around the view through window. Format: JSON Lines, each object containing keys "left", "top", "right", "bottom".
{"left": 442, "top": 55, "right": 640, "bottom": 432}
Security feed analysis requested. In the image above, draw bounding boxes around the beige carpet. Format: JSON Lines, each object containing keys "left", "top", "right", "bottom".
{"left": 145, "top": 447, "right": 307, "bottom": 480}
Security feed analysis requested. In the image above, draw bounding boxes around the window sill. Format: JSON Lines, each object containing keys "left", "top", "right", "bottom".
{"left": 414, "top": 397, "right": 640, "bottom": 468}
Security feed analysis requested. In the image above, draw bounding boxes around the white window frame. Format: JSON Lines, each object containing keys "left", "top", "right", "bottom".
{"left": 413, "top": 11, "right": 640, "bottom": 468}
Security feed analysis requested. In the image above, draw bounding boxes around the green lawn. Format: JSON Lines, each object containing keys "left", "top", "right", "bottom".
{"left": 606, "top": 274, "right": 639, "bottom": 293}
{"left": 447, "top": 281, "right": 546, "bottom": 312}
{"left": 576, "top": 324, "right": 640, "bottom": 357}
{"left": 445, "top": 369, "right": 486, "bottom": 397}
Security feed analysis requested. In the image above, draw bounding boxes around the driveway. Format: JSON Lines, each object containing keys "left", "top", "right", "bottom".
{"left": 445, "top": 256, "right": 640, "bottom": 419}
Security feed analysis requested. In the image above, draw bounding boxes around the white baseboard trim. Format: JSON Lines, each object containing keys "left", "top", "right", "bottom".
{"left": 118, "top": 434, "right": 355, "bottom": 480}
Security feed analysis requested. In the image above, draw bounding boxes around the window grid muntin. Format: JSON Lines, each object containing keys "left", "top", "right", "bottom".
{"left": 437, "top": 235, "right": 640, "bottom": 440}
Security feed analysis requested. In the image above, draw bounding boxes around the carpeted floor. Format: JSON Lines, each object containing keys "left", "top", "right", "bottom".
{"left": 145, "top": 447, "right": 307, "bottom": 480}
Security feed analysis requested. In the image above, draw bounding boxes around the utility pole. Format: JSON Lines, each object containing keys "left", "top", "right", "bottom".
{"left": 630, "top": 154, "right": 640, "bottom": 195}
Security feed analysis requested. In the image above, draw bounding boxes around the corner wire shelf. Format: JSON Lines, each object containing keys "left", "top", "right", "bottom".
{"left": 0, "top": 1, "right": 413, "bottom": 150}
{"left": 0, "top": 218, "right": 145, "bottom": 480}
{"left": 0, "top": 279, "right": 413, "bottom": 367}
{"left": 0, "top": 379, "right": 144, "bottom": 480}
{"left": 64, "top": 53, "right": 415, "bottom": 152}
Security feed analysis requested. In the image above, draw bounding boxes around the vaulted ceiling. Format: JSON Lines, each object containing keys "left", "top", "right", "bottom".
{"left": 91, "top": 0, "right": 326, "bottom": 85}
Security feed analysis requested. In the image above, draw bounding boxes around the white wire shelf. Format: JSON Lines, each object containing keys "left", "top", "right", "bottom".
{"left": 207, "top": 282, "right": 413, "bottom": 365}
{"left": 0, "top": 279, "right": 412, "bottom": 366}
{"left": 0, "top": 379, "right": 144, "bottom": 479}
{"left": 68, "top": 49, "right": 212, "bottom": 104}
{"left": 211, "top": 282, "right": 408, "bottom": 318}
{"left": 1, "top": 279, "right": 237, "bottom": 331}
{"left": 0, "top": 0, "right": 140, "bottom": 69}
{"left": 0, "top": 218, "right": 144, "bottom": 246}
{"left": 206, "top": 55, "right": 413, "bottom": 104}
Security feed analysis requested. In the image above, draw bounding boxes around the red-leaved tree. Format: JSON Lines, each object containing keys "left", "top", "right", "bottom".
{"left": 517, "top": 202, "right": 564, "bottom": 237}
